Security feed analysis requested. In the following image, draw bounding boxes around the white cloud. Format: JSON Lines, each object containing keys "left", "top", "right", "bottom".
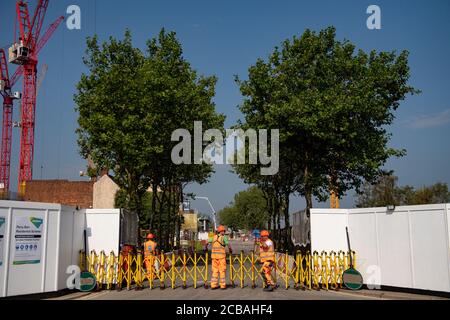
{"left": 401, "top": 108, "right": 450, "bottom": 129}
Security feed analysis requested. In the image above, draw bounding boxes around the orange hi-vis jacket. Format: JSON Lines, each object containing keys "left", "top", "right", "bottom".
{"left": 260, "top": 238, "right": 275, "bottom": 262}
{"left": 144, "top": 240, "right": 157, "bottom": 256}
{"left": 211, "top": 235, "right": 227, "bottom": 259}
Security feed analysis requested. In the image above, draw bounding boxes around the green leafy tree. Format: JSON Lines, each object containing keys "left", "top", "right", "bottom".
{"left": 75, "top": 30, "right": 149, "bottom": 219}
{"left": 140, "top": 30, "right": 224, "bottom": 249}
{"left": 232, "top": 148, "right": 301, "bottom": 249}
{"left": 218, "top": 206, "right": 242, "bottom": 230}
{"left": 356, "top": 172, "right": 400, "bottom": 207}
{"left": 218, "top": 186, "right": 269, "bottom": 231}
{"left": 412, "top": 183, "right": 450, "bottom": 204}
{"left": 235, "top": 26, "right": 419, "bottom": 212}
{"left": 75, "top": 29, "right": 224, "bottom": 249}
{"left": 356, "top": 173, "right": 450, "bottom": 207}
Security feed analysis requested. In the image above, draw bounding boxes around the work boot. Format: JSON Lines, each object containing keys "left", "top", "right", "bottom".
{"left": 263, "top": 285, "right": 274, "bottom": 292}
{"left": 211, "top": 286, "right": 219, "bottom": 290}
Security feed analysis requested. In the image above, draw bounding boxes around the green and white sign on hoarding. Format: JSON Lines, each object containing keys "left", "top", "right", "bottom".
{"left": 13, "top": 216, "right": 44, "bottom": 265}
{"left": 0, "top": 216, "right": 5, "bottom": 266}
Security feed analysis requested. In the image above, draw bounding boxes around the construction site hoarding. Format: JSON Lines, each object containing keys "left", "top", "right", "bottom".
{"left": 0, "top": 202, "right": 137, "bottom": 298}
{"left": 0, "top": 201, "right": 81, "bottom": 298}
{"left": 308, "top": 204, "right": 450, "bottom": 293}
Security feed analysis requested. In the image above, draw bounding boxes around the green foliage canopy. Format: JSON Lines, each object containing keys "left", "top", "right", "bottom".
{"left": 218, "top": 186, "right": 269, "bottom": 230}
{"left": 235, "top": 26, "right": 419, "bottom": 208}
{"left": 356, "top": 173, "right": 450, "bottom": 207}
{"left": 75, "top": 29, "right": 225, "bottom": 248}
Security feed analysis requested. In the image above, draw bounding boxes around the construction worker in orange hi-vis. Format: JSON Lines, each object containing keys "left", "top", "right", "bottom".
{"left": 144, "top": 233, "right": 158, "bottom": 278}
{"left": 259, "top": 230, "right": 276, "bottom": 292}
{"left": 205, "top": 225, "right": 233, "bottom": 289}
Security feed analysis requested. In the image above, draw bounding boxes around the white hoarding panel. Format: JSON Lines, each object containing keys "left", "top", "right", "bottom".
{"left": 72, "top": 211, "right": 86, "bottom": 266}
{"left": 43, "top": 210, "right": 58, "bottom": 293}
{"left": 377, "top": 209, "right": 413, "bottom": 288}
{"left": 57, "top": 207, "right": 78, "bottom": 291}
{"left": 348, "top": 211, "right": 379, "bottom": 285}
{"left": 409, "top": 208, "right": 450, "bottom": 292}
{"left": 309, "top": 204, "right": 450, "bottom": 293}
{"left": 0, "top": 216, "right": 5, "bottom": 267}
{"left": 86, "top": 209, "right": 121, "bottom": 256}
{"left": 7, "top": 208, "right": 46, "bottom": 297}
{"left": 0, "top": 201, "right": 82, "bottom": 298}
{"left": 447, "top": 204, "right": 450, "bottom": 284}
{"left": 0, "top": 206, "right": 10, "bottom": 298}
{"left": 310, "top": 209, "right": 348, "bottom": 253}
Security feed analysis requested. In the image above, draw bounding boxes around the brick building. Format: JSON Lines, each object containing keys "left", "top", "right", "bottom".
{"left": 24, "top": 180, "right": 94, "bottom": 208}
{"left": 23, "top": 175, "right": 164, "bottom": 209}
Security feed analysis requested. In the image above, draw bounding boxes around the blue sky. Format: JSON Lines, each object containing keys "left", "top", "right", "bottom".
{"left": 0, "top": 0, "right": 449, "bottom": 215}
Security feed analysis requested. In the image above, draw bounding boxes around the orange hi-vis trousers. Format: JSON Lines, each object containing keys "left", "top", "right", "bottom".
{"left": 211, "top": 258, "right": 227, "bottom": 289}
{"left": 262, "top": 261, "right": 275, "bottom": 286}
{"left": 144, "top": 255, "right": 156, "bottom": 278}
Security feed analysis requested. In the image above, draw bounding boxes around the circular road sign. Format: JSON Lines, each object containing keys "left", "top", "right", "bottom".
{"left": 342, "top": 268, "right": 364, "bottom": 290}
{"left": 79, "top": 271, "right": 97, "bottom": 292}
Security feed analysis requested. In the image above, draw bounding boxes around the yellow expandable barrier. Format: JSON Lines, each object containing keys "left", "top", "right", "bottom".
{"left": 79, "top": 250, "right": 357, "bottom": 291}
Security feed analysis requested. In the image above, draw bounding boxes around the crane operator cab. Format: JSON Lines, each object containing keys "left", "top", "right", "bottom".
{"left": 9, "top": 39, "right": 30, "bottom": 65}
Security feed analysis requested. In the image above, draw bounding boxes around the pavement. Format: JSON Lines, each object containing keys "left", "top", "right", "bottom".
{"left": 50, "top": 286, "right": 448, "bottom": 301}
{"left": 52, "top": 287, "right": 373, "bottom": 300}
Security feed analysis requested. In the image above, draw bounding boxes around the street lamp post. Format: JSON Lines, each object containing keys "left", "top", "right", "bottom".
{"left": 194, "top": 196, "right": 217, "bottom": 230}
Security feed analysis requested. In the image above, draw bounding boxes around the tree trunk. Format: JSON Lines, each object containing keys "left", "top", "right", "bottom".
{"left": 283, "top": 191, "right": 291, "bottom": 252}
{"left": 271, "top": 195, "right": 276, "bottom": 234}
{"left": 156, "top": 187, "right": 166, "bottom": 248}
{"left": 135, "top": 190, "right": 144, "bottom": 246}
{"left": 275, "top": 194, "right": 281, "bottom": 250}
{"left": 150, "top": 181, "right": 157, "bottom": 231}
{"left": 169, "top": 188, "right": 174, "bottom": 248}
{"left": 304, "top": 162, "right": 313, "bottom": 211}
{"left": 169, "top": 186, "right": 178, "bottom": 249}
{"left": 176, "top": 215, "right": 181, "bottom": 249}
{"left": 305, "top": 189, "right": 313, "bottom": 210}
{"left": 163, "top": 187, "right": 170, "bottom": 250}
{"left": 267, "top": 194, "right": 273, "bottom": 231}
{"left": 165, "top": 185, "right": 172, "bottom": 249}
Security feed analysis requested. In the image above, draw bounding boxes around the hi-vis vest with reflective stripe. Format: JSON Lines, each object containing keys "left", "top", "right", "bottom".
{"left": 260, "top": 239, "right": 275, "bottom": 262}
{"left": 144, "top": 240, "right": 157, "bottom": 256}
{"left": 211, "top": 235, "right": 226, "bottom": 259}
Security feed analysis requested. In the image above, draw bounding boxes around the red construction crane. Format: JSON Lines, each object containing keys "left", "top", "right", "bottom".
{"left": 0, "top": 49, "right": 19, "bottom": 196}
{"left": 3, "top": 0, "right": 64, "bottom": 196}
